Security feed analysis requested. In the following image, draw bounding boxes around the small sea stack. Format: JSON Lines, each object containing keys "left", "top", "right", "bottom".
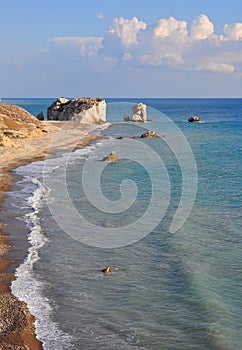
{"left": 122, "top": 103, "right": 147, "bottom": 122}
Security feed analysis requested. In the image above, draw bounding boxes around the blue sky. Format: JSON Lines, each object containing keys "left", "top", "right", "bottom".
{"left": 1, "top": 0, "right": 242, "bottom": 97}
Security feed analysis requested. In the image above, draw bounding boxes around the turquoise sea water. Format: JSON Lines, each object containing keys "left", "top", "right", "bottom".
{"left": 1, "top": 98, "right": 242, "bottom": 349}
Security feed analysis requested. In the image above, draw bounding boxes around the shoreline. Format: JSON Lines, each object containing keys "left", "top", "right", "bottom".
{"left": 0, "top": 121, "right": 102, "bottom": 349}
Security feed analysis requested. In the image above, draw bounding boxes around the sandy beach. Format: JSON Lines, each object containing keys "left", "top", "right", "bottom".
{"left": 0, "top": 117, "right": 102, "bottom": 349}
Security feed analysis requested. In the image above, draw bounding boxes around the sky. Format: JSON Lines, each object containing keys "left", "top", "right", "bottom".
{"left": 0, "top": 0, "right": 242, "bottom": 97}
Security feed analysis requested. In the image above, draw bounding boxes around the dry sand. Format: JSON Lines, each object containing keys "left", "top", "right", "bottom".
{"left": 0, "top": 116, "right": 102, "bottom": 349}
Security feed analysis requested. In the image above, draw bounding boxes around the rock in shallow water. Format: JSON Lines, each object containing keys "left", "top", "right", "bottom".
{"left": 123, "top": 103, "right": 147, "bottom": 122}
{"left": 188, "top": 116, "right": 200, "bottom": 122}
{"left": 140, "top": 130, "right": 156, "bottom": 138}
{"left": 102, "top": 151, "right": 119, "bottom": 162}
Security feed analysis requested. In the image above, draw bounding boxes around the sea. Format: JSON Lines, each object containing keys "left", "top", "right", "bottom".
{"left": 0, "top": 98, "right": 241, "bottom": 350}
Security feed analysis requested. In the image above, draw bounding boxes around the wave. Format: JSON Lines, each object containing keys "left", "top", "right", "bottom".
{"left": 11, "top": 174, "right": 75, "bottom": 350}
{"left": 10, "top": 132, "right": 115, "bottom": 349}
{"left": 11, "top": 177, "right": 74, "bottom": 349}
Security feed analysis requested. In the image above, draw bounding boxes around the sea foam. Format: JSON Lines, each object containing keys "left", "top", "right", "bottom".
{"left": 11, "top": 176, "right": 74, "bottom": 349}
{"left": 10, "top": 135, "right": 111, "bottom": 349}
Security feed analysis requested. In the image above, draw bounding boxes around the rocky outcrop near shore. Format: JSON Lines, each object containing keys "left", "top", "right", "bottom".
{"left": 0, "top": 105, "right": 48, "bottom": 147}
{"left": 123, "top": 103, "right": 147, "bottom": 122}
{"left": 140, "top": 130, "right": 156, "bottom": 138}
{"left": 102, "top": 151, "right": 119, "bottom": 162}
{"left": 47, "top": 97, "right": 107, "bottom": 124}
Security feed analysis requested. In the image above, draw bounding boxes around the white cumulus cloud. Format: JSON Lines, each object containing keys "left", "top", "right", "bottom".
{"left": 224, "top": 23, "right": 242, "bottom": 40}
{"left": 107, "top": 16, "right": 147, "bottom": 47}
{"left": 154, "top": 16, "right": 188, "bottom": 39}
{"left": 190, "top": 14, "right": 214, "bottom": 40}
{"left": 49, "top": 15, "right": 242, "bottom": 77}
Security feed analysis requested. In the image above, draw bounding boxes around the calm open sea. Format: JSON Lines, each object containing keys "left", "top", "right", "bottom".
{"left": 1, "top": 98, "right": 242, "bottom": 349}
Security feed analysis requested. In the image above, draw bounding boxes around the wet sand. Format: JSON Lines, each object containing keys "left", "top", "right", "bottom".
{"left": 0, "top": 121, "right": 102, "bottom": 349}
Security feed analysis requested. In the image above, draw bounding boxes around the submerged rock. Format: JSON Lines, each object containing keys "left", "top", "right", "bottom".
{"left": 188, "top": 116, "right": 200, "bottom": 122}
{"left": 102, "top": 151, "right": 119, "bottom": 162}
{"left": 47, "top": 97, "right": 106, "bottom": 124}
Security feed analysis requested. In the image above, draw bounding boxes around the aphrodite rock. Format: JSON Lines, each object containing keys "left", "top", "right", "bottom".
{"left": 131, "top": 103, "right": 147, "bottom": 122}
{"left": 47, "top": 97, "right": 106, "bottom": 124}
{"left": 102, "top": 151, "right": 119, "bottom": 162}
{"left": 188, "top": 116, "right": 200, "bottom": 122}
{"left": 140, "top": 130, "right": 156, "bottom": 138}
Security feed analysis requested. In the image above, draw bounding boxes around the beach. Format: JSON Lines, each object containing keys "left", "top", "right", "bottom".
{"left": 0, "top": 119, "right": 101, "bottom": 349}
{"left": 0, "top": 98, "right": 241, "bottom": 349}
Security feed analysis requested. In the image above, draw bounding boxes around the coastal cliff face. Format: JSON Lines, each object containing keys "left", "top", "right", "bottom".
{"left": 0, "top": 105, "right": 48, "bottom": 148}
{"left": 47, "top": 97, "right": 107, "bottom": 124}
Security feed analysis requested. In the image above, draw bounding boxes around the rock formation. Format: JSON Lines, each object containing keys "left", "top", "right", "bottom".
{"left": 140, "top": 130, "right": 156, "bottom": 138}
{"left": 36, "top": 111, "right": 44, "bottom": 121}
{"left": 123, "top": 114, "right": 130, "bottom": 122}
{"left": 188, "top": 116, "right": 200, "bottom": 122}
{"left": 102, "top": 151, "right": 119, "bottom": 162}
{"left": 47, "top": 97, "right": 106, "bottom": 124}
{"left": 0, "top": 105, "right": 40, "bottom": 127}
{"left": 0, "top": 104, "right": 48, "bottom": 147}
{"left": 131, "top": 103, "right": 147, "bottom": 122}
{"left": 123, "top": 103, "right": 147, "bottom": 122}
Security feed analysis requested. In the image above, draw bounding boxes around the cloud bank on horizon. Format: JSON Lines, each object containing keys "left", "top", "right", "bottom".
{"left": 51, "top": 14, "right": 242, "bottom": 76}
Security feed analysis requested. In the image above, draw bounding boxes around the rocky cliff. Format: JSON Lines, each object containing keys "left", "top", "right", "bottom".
{"left": 0, "top": 104, "right": 48, "bottom": 147}
{"left": 47, "top": 97, "right": 106, "bottom": 124}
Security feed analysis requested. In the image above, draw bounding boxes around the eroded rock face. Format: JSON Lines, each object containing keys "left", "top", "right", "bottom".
{"left": 131, "top": 103, "right": 147, "bottom": 122}
{"left": 47, "top": 97, "right": 106, "bottom": 124}
{"left": 0, "top": 105, "right": 47, "bottom": 147}
{"left": 123, "top": 103, "right": 147, "bottom": 122}
{"left": 0, "top": 105, "right": 40, "bottom": 126}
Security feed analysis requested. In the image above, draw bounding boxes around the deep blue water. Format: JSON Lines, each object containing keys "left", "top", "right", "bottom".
{"left": 1, "top": 98, "right": 241, "bottom": 349}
